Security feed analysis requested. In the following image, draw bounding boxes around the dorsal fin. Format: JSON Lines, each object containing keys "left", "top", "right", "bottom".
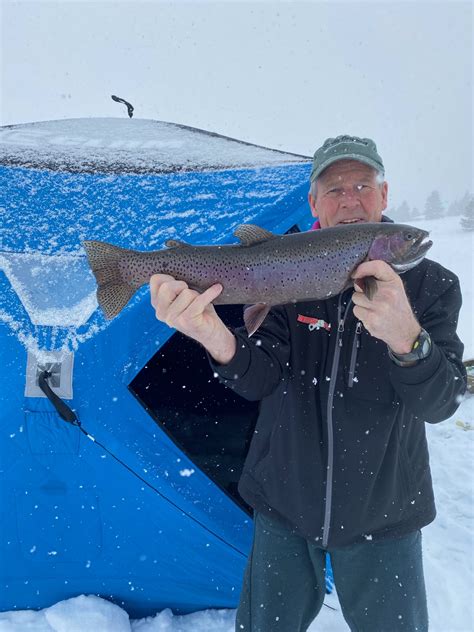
{"left": 165, "top": 238, "right": 192, "bottom": 248}
{"left": 234, "top": 224, "right": 276, "bottom": 246}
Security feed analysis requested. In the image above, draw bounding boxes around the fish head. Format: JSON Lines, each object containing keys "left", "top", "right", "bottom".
{"left": 367, "top": 224, "right": 433, "bottom": 272}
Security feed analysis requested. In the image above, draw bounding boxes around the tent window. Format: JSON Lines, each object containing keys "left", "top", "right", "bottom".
{"left": 0, "top": 252, "right": 97, "bottom": 327}
{"left": 129, "top": 305, "right": 259, "bottom": 513}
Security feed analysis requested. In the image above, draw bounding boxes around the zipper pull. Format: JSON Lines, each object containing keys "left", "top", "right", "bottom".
{"left": 348, "top": 322, "right": 362, "bottom": 388}
{"left": 338, "top": 319, "right": 344, "bottom": 346}
{"left": 355, "top": 321, "right": 362, "bottom": 347}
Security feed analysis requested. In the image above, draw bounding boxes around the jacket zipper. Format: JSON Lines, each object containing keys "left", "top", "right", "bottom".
{"left": 348, "top": 321, "right": 362, "bottom": 388}
{"left": 322, "top": 294, "right": 352, "bottom": 548}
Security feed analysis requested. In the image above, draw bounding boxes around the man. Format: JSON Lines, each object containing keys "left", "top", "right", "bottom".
{"left": 150, "top": 135, "right": 466, "bottom": 631}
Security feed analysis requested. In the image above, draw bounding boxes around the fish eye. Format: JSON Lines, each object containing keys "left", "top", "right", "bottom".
{"left": 404, "top": 232, "right": 414, "bottom": 241}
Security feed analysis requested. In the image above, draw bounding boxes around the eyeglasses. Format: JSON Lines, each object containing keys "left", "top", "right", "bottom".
{"left": 323, "top": 183, "right": 376, "bottom": 199}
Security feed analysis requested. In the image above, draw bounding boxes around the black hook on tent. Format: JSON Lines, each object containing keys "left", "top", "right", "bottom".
{"left": 111, "top": 95, "right": 134, "bottom": 118}
{"left": 38, "top": 370, "right": 80, "bottom": 425}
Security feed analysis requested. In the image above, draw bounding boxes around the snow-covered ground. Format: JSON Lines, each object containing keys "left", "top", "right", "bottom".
{"left": 0, "top": 218, "right": 472, "bottom": 631}
{"left": 418, "top": 218, "right": 473, "bottom": 360}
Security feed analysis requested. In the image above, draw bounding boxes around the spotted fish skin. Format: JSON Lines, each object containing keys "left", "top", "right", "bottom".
{"left": 83, "top": 222, "right": 431, "bottom": 327}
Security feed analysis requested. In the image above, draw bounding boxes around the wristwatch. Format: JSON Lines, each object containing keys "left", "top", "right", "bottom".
{"left": 388, "top": 328, "right": 432, "bottom": 367}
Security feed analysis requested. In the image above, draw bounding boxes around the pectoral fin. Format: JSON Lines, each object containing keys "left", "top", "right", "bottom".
{"left": 243, "top": 303, "right": 271, "bottom": 337}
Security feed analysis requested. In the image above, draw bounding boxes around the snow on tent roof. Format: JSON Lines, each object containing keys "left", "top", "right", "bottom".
{"left": 0, "top": 118, "right": 309, "bottom": 174}
{"left": 0, "top": 117, "right": 312, "bottom": 355}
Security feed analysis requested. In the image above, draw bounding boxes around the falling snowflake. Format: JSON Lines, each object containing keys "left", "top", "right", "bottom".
{"left": 179, "top": 468, "right": 195, "bottom": 477}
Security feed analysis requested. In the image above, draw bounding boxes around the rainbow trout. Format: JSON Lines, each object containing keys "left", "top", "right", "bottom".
{"left": 83, "top": 222, "right": 432, "bottom": 335}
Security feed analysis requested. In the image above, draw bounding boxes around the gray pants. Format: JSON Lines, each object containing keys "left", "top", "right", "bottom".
{"left": 236, "top": 512, "right": 428, "bottom": 632}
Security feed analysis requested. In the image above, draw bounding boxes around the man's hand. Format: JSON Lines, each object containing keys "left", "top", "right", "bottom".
{"left": 351, "top": 260, "right": 421, "bottom": 354}
{"left": 150, "top": 274, "right": 236, "bottom": 365}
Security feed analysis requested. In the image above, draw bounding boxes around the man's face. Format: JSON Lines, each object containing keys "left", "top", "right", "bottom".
{"left": 308, "top": 160, "right": 388, "bottom": 228}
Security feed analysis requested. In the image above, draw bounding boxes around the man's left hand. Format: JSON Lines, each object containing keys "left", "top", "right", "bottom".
{"left": 351, "top": 260, "right": 421, "bottom": 354}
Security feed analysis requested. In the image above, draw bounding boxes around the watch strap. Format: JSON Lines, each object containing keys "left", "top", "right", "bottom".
{"left": 388, "top": 328, "right": 432, "bottom": 367}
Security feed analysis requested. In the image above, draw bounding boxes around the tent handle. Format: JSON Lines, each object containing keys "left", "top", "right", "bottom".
{"left": 111, "top": 94, "right": 134, "bottom": 118}
{"left": 38, "top": 370, "right": 80, "bottom": 425}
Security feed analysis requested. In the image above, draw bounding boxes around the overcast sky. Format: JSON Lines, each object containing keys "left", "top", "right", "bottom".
{"left": 1, "top": 0, "right": 472, "bottom": 210}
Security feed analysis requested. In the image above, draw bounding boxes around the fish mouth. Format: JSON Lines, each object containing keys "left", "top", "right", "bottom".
{"left": 393, "top": 232, "right": 433, "bottom": 272}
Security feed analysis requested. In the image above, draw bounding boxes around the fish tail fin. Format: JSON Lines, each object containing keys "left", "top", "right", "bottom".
{"left": 83, "top": 240, "right": 135, "bottom": 319}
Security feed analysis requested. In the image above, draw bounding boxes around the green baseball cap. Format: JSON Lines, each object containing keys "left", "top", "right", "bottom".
{"left": 310, "top": 135, "right": 385, "bottom": 182}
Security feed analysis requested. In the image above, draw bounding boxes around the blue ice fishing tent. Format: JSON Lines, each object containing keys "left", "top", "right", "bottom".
{"left": 0, "top": 118, "right": 315, "bottom": 617}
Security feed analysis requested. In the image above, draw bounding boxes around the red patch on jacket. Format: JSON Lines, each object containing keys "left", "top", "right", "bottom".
{"left": 297, "top": 314, "right": 331, "bottom": 332}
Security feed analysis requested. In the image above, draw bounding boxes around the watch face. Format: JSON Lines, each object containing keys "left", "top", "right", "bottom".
{"left": 417, "top": 330, "right": 431, "bottom": 359}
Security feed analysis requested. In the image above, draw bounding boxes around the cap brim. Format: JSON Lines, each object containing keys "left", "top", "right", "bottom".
{"left": 311, "top": 154, "right": 384, "bottom": 182}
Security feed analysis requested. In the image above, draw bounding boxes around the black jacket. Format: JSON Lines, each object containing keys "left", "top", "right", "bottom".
{"left": 211, "top": 257, "right": 466, "bottom": 548}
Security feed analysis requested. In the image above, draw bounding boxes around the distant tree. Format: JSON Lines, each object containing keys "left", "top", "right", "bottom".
{"left": 386, "top": 206, "right": 397, "bottom": 220}
{"left": 446, "top": 200, "right": 459, "bottom": 217}
{"left": 387, "top": 202, "right": 411, "bottom": 221}
{"left": 447, "top": 200, "right": 460, "bottom": 216}
{"left": 448, "top": 191, "right": 471, "bottom": 216}
{"left": 458, "top": 191, "right": 472, "bottom": 215}
{"left": 460, "top": 195, "right": 474, "bottom": 231}
{"left": 424, "top": 190, "right": 444, "bottom": 219}
{"left": 411, "top": 206, "right": 422, "bottom": 220}
{"left": 397, "top": 200, "right": 411, "bottom": 220}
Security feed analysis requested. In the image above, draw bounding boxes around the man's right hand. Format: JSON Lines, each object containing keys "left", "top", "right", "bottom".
{"left": 150, "top": 274, "right": 237, "bottom": 365}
